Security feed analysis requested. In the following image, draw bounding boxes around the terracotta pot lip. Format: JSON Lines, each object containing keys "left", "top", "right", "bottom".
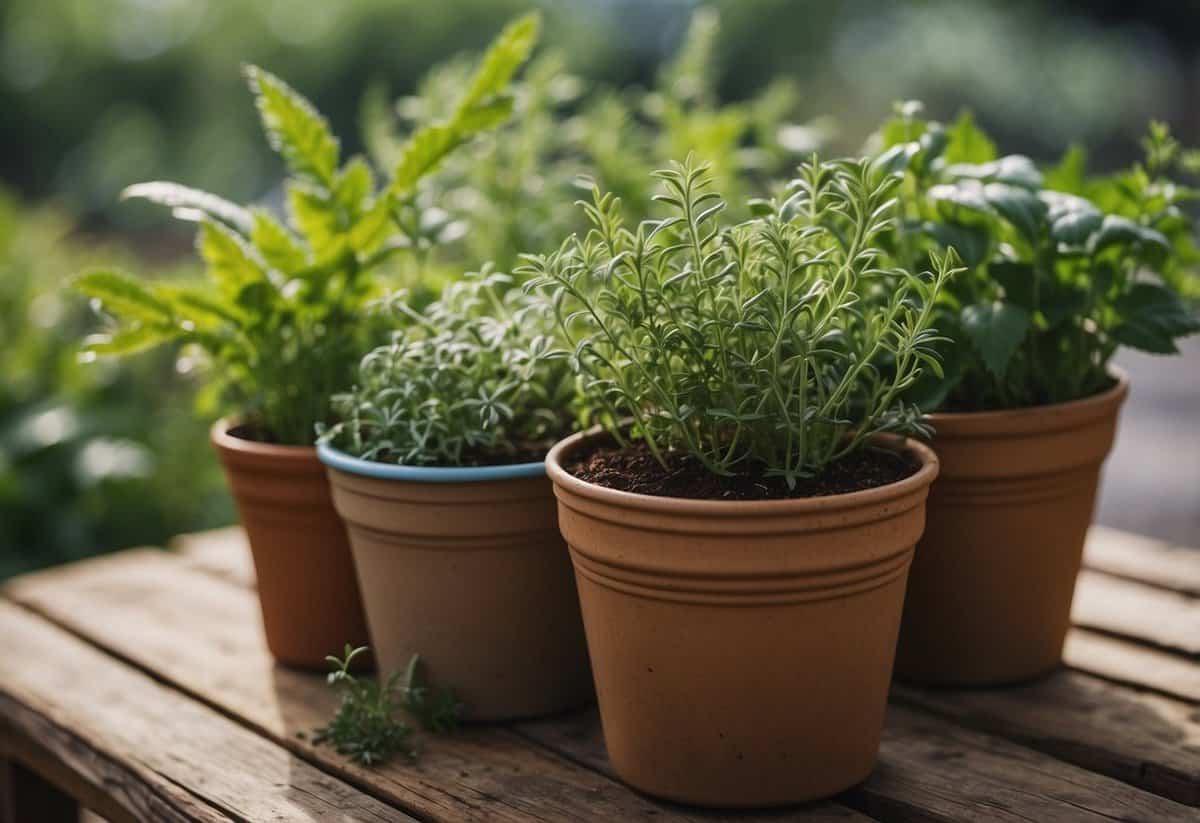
{"left": 925, "top": 367, "right": 1129, "bottom": 436}
{"left": 210, "top": 418, "right": 316, "bottom": 461}
{"left": 317, "top": 442, "right": 545, "bottom": 483}
{"left": 546, "top": 429, "right": 938, "bottom": 516}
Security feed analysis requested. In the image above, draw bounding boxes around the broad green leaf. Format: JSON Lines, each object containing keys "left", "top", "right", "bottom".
{"left": 121, "top": 182, "right": 253, "bottom": 234}
{"left": 929, "top": 181, "right": 991, "bottom": 223}
{"left": 456, "top": 11, "right": 541, "bottom": 116}
{"left": 1111, "top": 282, "right": 1200, "bottom": 354}
{"left": 983, "top": 182, "right": 1047, "bottom": 244}
{"left": 84, "top": 324, "right": 180, "bottom": 356}
{"left": 245, "top": 65, "right": 339, "bottom": 187}
{"left": 198, "top": 221, "right": 268, "bottom": 296}
{"left": 251, "top": 210, "right": 308, "bottom": 273}
{"left": 917, "top": 220, "right": 991, "bottom": 268}
{"left": 1041, "top": 191, "right": 1103, "bottom": 247}
{"left": 960, "top": 301, "right": 1030, "bottom": 376}
{"left": 1039, "top": 286, "right": 1087, "bottom": 328}
{"left": 73, "top": 269, "right": 172, "bottom": 324}
{"left": 942, "top": 110, "right": 996, "bottom": 165}
{"left": 1089, "top": 215, "right": 1170, "bottom": 258}
{"left": 946, "top": 155, "right": 1041, "bottom": 190}
{"left": 1043, "top": 144, "right": 1087, "bottom": 194}
{"left": 989, "top": 260, "right": 1035, "bottom": 309}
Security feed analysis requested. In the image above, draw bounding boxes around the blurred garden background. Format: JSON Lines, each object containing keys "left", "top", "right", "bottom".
{"left": 2, "top": 0, "right": 1197, "bottom": 578}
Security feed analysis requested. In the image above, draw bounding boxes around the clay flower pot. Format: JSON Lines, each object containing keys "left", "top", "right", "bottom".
{"left": 895, "top": 371, "right": 1129, "bottom": 686}
{"left": 546, "top": 431, "right": 939, "bottom": 807}
{"left": 318, "top": 445, "right": 593, "bottom": 722}
{"left": 211, "top": 420, "right": 370, "bottom": 669}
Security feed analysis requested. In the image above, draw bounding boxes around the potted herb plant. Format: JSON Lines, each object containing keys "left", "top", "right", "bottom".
{"left": 73, "top": 13, "right": 542, "bottom": 668}
{"left": 522, "top": 156, "right": 954, "bottom": 806}
{"left": 315, "top": 267, "right": 592, "bottom": 721}
{"left": 874, "top": 104, "right": 1200, "bottom": 685}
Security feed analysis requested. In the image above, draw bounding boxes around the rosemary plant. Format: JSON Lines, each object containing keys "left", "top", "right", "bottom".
{"left": 522, "top": 155, "right": 956, "bottom": 487}
{"left": 73, "top": 13, "right": 540, "bottom": 445}
{"left": 874, "top": 102, "right": 1200, "bottom": 410}
{"left": 318, "top": 266, "right": 573, "bottom": 466}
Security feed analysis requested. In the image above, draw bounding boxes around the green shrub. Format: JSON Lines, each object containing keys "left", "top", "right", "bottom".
{"left": 873, "top": 103, "right": 1200, "bottom": 410}
{"left": 523, "top": 155, "right": 954, "bottom": 486}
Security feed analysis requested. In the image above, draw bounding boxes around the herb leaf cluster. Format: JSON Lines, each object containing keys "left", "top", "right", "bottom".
{"left": 523, "top": 155, "right": 955, "bottom": 486}
{"left": 319, "top": 266, "right": 572, "bottom": 466}
{"left": 314, "top": 645, "right": 462, "bottom": 767}
{"left": 73, "top": 14, "right": 540, "bottom": 445}
{"left": 875, "top": 103, "right": 1200, "bottom": 410}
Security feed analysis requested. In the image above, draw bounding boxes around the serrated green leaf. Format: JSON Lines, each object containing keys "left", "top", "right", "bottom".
{"left": 942, "top": 110, "right": 996, "bottom": 165}
{"left": 158, "top": 284, "right": 244, "bottom": 328}
{"left": 960, "top": 301, "right": 1030, "bottom": 376}
{"left": 199, "top": 221, "right": 268, "bottom": 296}
{"left": 245, "top": 64, "right": 339, "bottom": 187}
{"left": 73, "top": 269, "right": 173, "bottom": 324}
{"left": 84, "top": 324, "right": 181, "bottom": 356}
{"left": 287, "top": 182, "right": 340, "bottom": 255}
{"left": 251, "top": 210, "right": 308, "bottom": 273}
{"left": 454, "top": 95, "right": 516, "bottom": 134}
{"left": 388, "top": 124, "right": 463, "bottom": 199}
{"left": 456, "top": 11, "right": 541, "bottom": 116}
{"left": 333, "top": 156, "right": 375, "bottom": 222}
{"left": 122, "top": 182, "right": 253, "bottom": 234}
{"left": 1111, "top": 282, "right": 1200, "bottom": 354}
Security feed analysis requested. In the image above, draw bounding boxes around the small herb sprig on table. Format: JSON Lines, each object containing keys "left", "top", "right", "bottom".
{"left": 313, "top": 645, "right": 462, "bottom": 767}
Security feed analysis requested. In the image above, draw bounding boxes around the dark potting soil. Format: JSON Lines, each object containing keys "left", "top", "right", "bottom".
{"left": 565, "top": 440, "right": 919, "bottom": 501}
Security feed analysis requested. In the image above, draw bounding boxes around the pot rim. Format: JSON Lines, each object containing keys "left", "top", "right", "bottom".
{"left": 211, "top": 417, "right": 316, "bottom": 461}
{"left": 546, "top": 429, "right": 938, "bottom": 516}
{"left": 926, "top": 366, "right": 1129, "bottom": 437}
{"left": 317, "top": 442, "right": 545, "bottom": 483}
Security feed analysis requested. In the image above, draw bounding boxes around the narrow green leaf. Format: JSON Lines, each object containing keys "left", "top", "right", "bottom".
{"left": 1043, "top": 144, "right": 1088, "bottom": 194}
{"left": 245, "top": 64, "right": 339, "bottom": 187}
{"left": 960, "top": 301, "right": 1030, "bottom": 377}
{"left": 122, "top": 182, "right": 253, "bottom": 234}
{"left": 942, "top": 110, "right": 996, "bottom": 165}
{"left": 84, "top": 324, "right": 181, "bottom": 356}
{"left": 73, "top": 269, "right": 173, "bottom": 324}
{"left": 456, "top": 11, "right": 541, "bottom": 116}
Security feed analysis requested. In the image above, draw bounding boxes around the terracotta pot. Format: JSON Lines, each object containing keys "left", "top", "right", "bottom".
{"left": 319, "top": 445, "right": 593, "bottom": 722}
{"left": 546, "top": 431, "right": 939, "bottom": 807}
{"left": 895, "top": 372, "right": 1129, "bottom": 686}
{"left": 211, "top": 420, "right": 370, "bottom": 669}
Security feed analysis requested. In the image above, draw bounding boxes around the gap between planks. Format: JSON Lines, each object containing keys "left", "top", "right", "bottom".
{"left": 6, "top": 548, "right": 1199, "bottom": 820}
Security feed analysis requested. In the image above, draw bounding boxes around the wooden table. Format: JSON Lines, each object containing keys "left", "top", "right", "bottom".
{"left": 2, "top": 526, "right": 1197, "bottom": 822}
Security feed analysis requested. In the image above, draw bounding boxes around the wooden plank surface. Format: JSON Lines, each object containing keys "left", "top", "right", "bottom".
{"left": 13, "top": 548, "right": 1194, "bottom": 821}
{"left": 0, "top": 600, "right": 413, "bottom": 823}
{"left": 1064, "top": 629, "right": 1200, "bottom": 703}
{"left": 170, "top": 527, "right": 255, "bottom": 587}
{"left": 892, "top": 673, "right": 1200, "bottom": 806}
{"left": 1084, "top": 525, "right": 1200, "bottom": 596}
{"left": 1072, "top": 569, "right": 1200, "bottom": 656}
{"left": 4, "top": 550, "right": 862, "bottom": 822}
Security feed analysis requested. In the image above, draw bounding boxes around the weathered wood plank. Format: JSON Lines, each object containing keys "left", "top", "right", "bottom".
{"left": 1064, "top": 629, "right": 1200, "bottom": 703}
{"left": 518, "top": 703, "right": 1198, "bottom": 821}
{"left": 0, "top": 601, "right": 412, "bottom": 823}
{"left": 1072, "top": 569, "right": 1200, "bottom": 656}
{"left": 1083, "top": 526, "right": 1200, "bottom": 597}
{"left": 170, "top": 527, "right": 254, "bottom": 588}
{"left": 845, "top": 705, "right": 1197, "bottom": 822}
{"left": 0, "top": 759, "right": 78, "bottom": 823}
{"left": 5, "top": 549, "right": 860, "bottom": 822}
{"left": 893, "top": 672, "right": 1200, "bottom": 806}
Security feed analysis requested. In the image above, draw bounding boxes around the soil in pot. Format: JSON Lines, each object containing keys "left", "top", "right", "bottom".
{"left": 211, "top": 420, "right": 370, "bottom": 670}
{"left": 321, "top": 450, "right": 593, "bottom": 722}
{"left": 895, "top": 372, "right": 1129, "bottom": 686}
{"left": 548, "top": 431, "right": 939, "bottom": 808}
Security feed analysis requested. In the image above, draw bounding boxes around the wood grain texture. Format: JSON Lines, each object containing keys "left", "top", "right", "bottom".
{"left": 4, "top": 549, "right": 860, "bottom": 822}
{"left": 1073, "top": 569, "right": 1200, "bottom": 656}
{"left": 170, "top": 526, "right": 255, "bottom": 587}
{"left": 1083, "top": 526, "right": 1200, "bottom": 596}
{"left": 0, "top": 601, "right": 412, "bottom": 823}
{"left": 1065, "top": 628, "right": 1200, "bottom": 703}
{"left": 893, "top": 672, "right": 1200, "bottom": 806}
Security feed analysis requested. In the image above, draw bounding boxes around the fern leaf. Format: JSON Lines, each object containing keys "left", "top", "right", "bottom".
{"left": 244, "top": 64, "right": 340, "bottom": 187}
{"left": 122, "top": 182, "right": 253, "bottom": 234}
{"left": 198, "top": 221, "right": 268, "bottom": 296}
{"left": 158, "top": 284, "right": 245, "bottom": 328}
{"left": 333, "top": 156, "right": 375, "bottom": 222}
{"left": 287, "top": 182, "right": 340, "bottom": 255}
{"left": 388, "top": 124, "right": 463, "bottom": 199}
{"left": 73, "top": 269, "right": 173, "bottom": 324}
{"left": 83, "top": 324, "right": 181, "bottom": 356}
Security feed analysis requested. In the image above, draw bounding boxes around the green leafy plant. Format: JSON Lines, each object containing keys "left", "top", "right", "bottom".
{"left": 874, "top": 102, "right": 1200, "bottom": 410}
{"left": 522, "top": 154, "right": 955, "bottom": 487}
{"left": 319, "top": 266, "right": 572, "bottom": 466}
{"left": 73, "top": 13, "right": 541, "bottom": 445}
{"left": 314, "top": 645, "right": 462, "bottom": 766}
